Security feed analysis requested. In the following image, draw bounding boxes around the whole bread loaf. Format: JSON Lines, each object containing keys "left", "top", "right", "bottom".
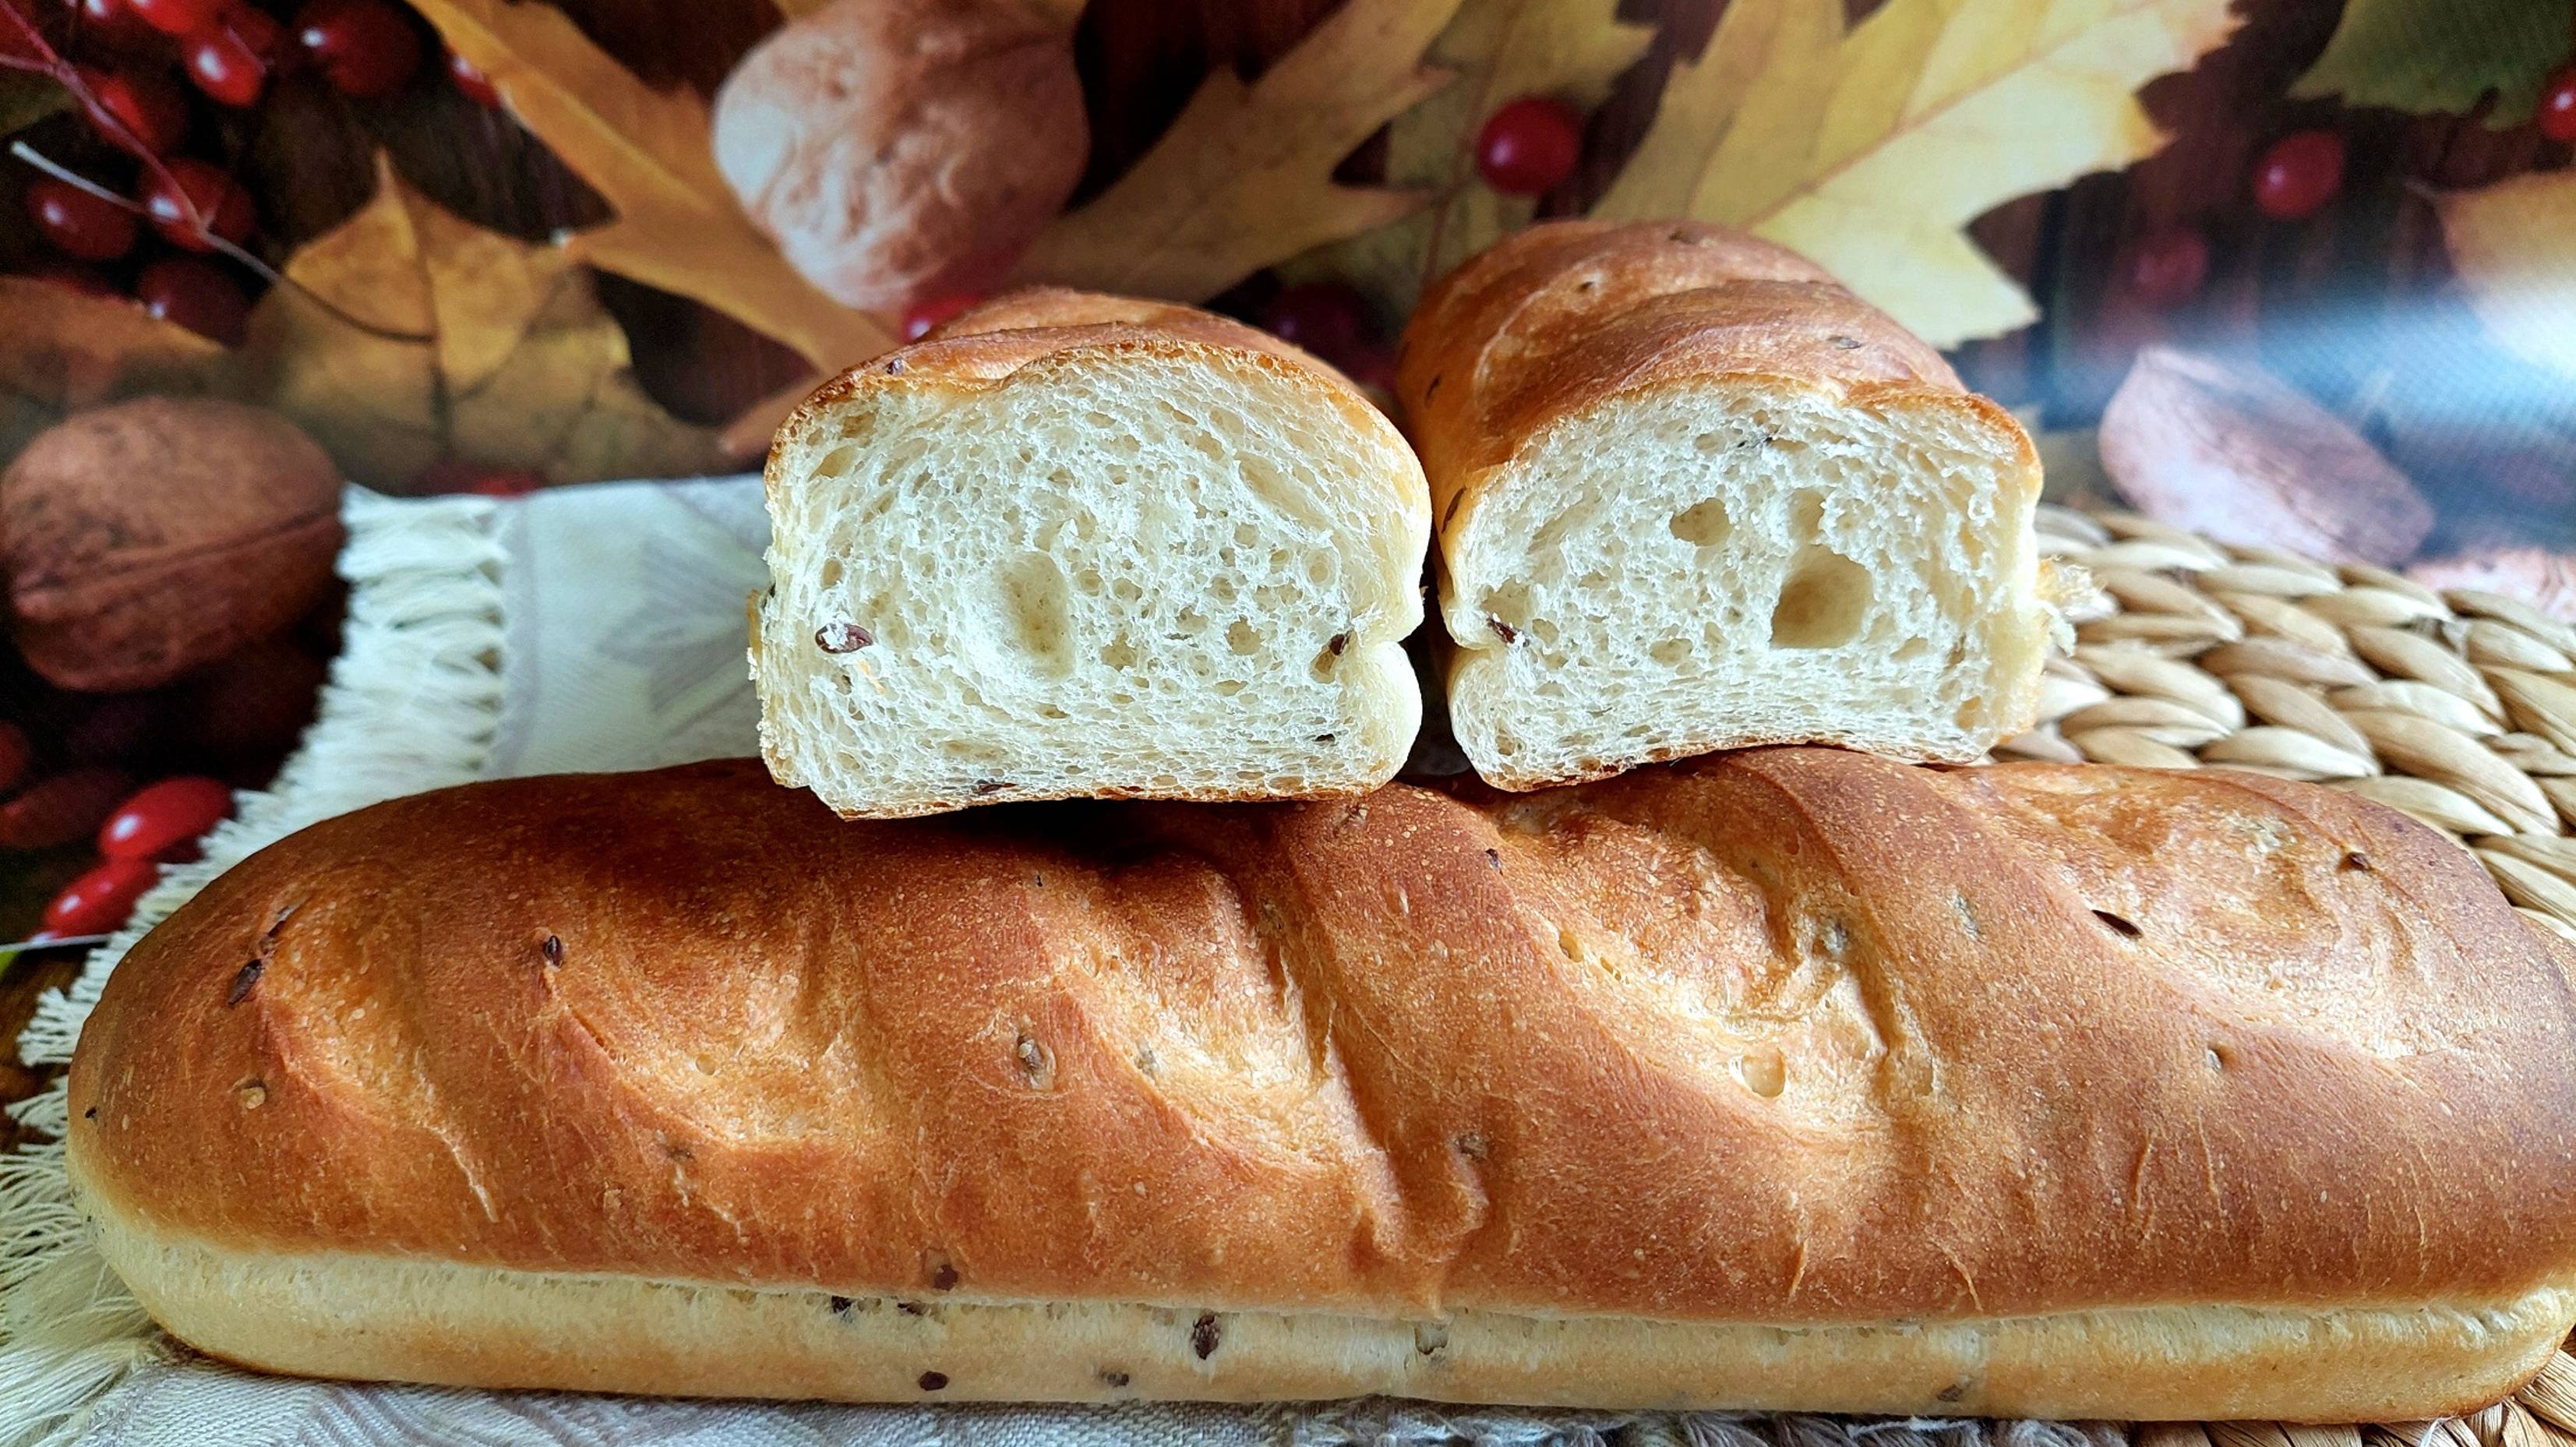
{"left": 69, "top": 750, "right": 2576, "bottom": 1420}
{"left": 1398, "top": 221, "right": 2059, "bottom": 789}
{"left": 753, "top": 286, "right": 1428, "bottom": 818}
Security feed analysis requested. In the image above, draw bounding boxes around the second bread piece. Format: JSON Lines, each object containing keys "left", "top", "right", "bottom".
{"left": 1399, "top": 221, "right": 2056, "bottom": 789}
{"left": 755, "top": 289, "right": 1428, "bottom": 817}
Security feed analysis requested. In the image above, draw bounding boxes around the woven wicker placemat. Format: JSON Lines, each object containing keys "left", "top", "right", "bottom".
{"left": 2016, "top": 506, "right": 2576, "bottom": 944}
{"left": 2005, "top": 506, "right": 2576, "bottom": 1447}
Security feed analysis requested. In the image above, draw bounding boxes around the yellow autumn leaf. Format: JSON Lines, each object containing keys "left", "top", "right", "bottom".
{"left": 2437, "top": 168, "right": 2576, "bottom": 379}
{"left": 1596, "top": 0, "right": 2239, "bottom": 347}
{"left": 1291, "top": 0, "right": 1651, "bottom": 316}
{"left": 410, "top": 0, "right": 894, "bottom": 373}
{"left": 1014, "top": 0, "right": 1464, "bottom": 302}
{"left": 238, "top": 156, "right": 724, "bottom": 485}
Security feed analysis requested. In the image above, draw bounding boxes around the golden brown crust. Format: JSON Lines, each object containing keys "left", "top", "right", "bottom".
{"left": 768, "top": 285, "right": 1385, "bottom": 516}
{"left": 72, "top": 750, "right": 2576, "bottom": 1337}
{"left": 1394, "top": 221, "right": 2014, "bottom": 532}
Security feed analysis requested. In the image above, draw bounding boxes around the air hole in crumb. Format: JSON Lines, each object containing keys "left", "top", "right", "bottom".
{"left": 1669, "top": 498, "right": 1732, "bottom": 546}
{"left": 811, "top": 444, "right": 858, "bottom": 478}
{"left": 817, "top": 558, "right": 843, "bottom": 588}
{"left": 2092, "top": 909, "right": 2142, "bottom": 938}
{"left": 1098, "top": 1368, "right": 1131, "bottom": 1389}
{"left": 829, "top": 1295, "right": 853, "bottom": 1315}
{"left": 996, "top": 553, "right": 1074, "bottom": 676}
{"left": 1770, "top": 546, "right": 1872, "bottom": 649}
{"left": 1226, "top": 619, "right": 1261, "bottom": 655}
{"left": 1734, "top": 1046, "right": 1786, "bottom": 1098}
{"left": 1650, "top": 638, "right": 1690, "bottom": 665}
{"left": 1415, "top": 1322, "right": 1449, "bottom": 1355}
{"left": 1191, "top": 1313, "right": 1222, "bottom": 1359}
{"left": 919, "top": 1371, "right": 948, "bottom": 1392}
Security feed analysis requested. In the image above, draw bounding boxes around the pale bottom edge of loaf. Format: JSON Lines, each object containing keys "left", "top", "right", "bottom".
{"left": 90, "top": 1205, "right": 2574, "bottom": 1422}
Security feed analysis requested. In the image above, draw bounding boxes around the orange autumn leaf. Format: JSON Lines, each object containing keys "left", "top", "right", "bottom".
{"left": 409, "top": 0, "right": 895, "bottom": 375}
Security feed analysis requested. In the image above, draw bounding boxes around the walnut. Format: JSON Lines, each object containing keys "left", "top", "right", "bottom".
{"left": 711, "top": 0, "right": 1089, "bottom": 312}
{"left": 2098, "top": 347, "right": 2433, "bottom": 566}
{"left": 2, "top": 397, "right": 342, "bottom": 692}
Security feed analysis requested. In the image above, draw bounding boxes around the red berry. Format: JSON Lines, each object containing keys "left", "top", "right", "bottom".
{"left": 468, "top": 468, "right": 543, "bottom": 496}
{"left": 0, "top": 723, "right": 30, "bottom": 798}
{"left": 79, "top": 65, "right": 190, "bottom": 154}
{"left": 2251, "top": 130, "right": 2345, "bottom": 221}
{"left": 901, "top": 291, "right": 982, "bottom": 341}
{"left": 143, "top": 157, "right": 256, "bottom": 249}
{"left": 445, "top": 47, "right": 497, "bottom": 107}
{"left": 413, "top": 458, "right": 541, "bottom": 495}
{"left": 1476, "top": 96, "right": 1583, "bottom": 197}
{"left": 126, "top": 0, "right": 224, "bottom": 37}
{"left": 25, "top": 179, "right": 138, "bottom": 262}
{"left": 2541, "top": 67, "right": 2576, "bottom": 144}
{"left": 184, "top": 7, "right": 278, "bottom": 108}
{"left": 136, "top": 255, "right": 251, "bottom": 344}
{"left": 1258, "top": 281, "right": 1374, "bottom": 362}
{"left": 2124, "top": 224, "right": 2210, "bottom": 308}
{"left": 294, "top": 0, "right": 422, "bottom": 98}
{"left": 75, "top": 0, "right": 164, "bottom": 52}
{"left": 24, "top": 262, "right": 119, "bottom": 297}
{"left": 41, "top": 857, "right": 157, "bottom": 937}
{"left": 0, "top": 768, "right": 134, "bottom": 850}
{"left": 98, "top": 775, "right": 231, "bottom": 861}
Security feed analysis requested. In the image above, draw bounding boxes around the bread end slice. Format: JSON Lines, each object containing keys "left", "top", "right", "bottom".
{"left": 753, "top": 295, "right": 1427, "bottom": 817}
{"left": 1441, "top": 375, "right": 2048, "bottom": 790}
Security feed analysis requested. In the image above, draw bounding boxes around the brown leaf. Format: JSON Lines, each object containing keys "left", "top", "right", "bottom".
{"left": 409, "top": 0, "right": 894, "bottom": 373}
{"left": 238, "top": 156, "right": 723, "bottom": 485}
{"left": 0, "top": 158, "right": 725, "bottom": 487}
{"left": 1014, "top": 0, "right": 1464, "bottom": 302}
{"left": 0, "top": 280, "right": 225, "bottom": 459}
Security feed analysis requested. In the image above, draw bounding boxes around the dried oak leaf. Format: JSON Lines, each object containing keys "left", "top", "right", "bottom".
{"left": 2290, "top": 0, "right": 2574, "bottom": 129}
{"left": 1593, "top": 0, "right": 2239, "bottom": 347}
{"left": 1013, "top": 0, "right": 1464, "bottom": 302}
{"left": 408, "top": 0, "right": 894, "bottom": 373}
{"left": 2437, "top": 168, "right": 2576, "bottom": 380}
{"left": 1287, "top": 0, "right": 1652, "bottom": 316}
{"left": 0, "top": 278, "right": 226, "bottom": 460}
{"left": 237, "top": 156, "right": 722, "bottom": 485}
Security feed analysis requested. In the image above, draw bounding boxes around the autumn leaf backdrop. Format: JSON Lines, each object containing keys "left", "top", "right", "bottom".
{"left": 0, "top": 0, "right": 2568, "bottom": 549}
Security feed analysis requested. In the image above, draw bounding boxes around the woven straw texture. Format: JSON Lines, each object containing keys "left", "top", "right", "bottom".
{"left": 2015, "top": 506, "right": 2576, "bottom": 948}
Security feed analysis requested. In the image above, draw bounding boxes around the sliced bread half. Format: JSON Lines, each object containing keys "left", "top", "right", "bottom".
{"left": 753, "top": 288, "right": 1428, "bottom": 817}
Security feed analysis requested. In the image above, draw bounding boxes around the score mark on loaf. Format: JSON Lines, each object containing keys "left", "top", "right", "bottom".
{"left": 66, "top": 749, "right": 2576, "bottom": 1420}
